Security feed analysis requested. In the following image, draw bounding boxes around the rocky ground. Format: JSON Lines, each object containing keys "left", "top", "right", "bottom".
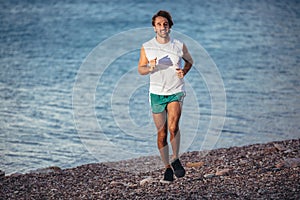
{"left": 1, "top": 139, "right": 299, "bottom": 199}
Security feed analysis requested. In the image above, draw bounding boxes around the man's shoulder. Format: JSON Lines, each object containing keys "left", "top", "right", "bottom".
{"left": 171, "top": 38, "right": 184, "bottom": 50}
{"left": 143, "top": 37, "right": 156, "bottom": 47}
{"left": 171, "top": 38, "right": 184, "bottom": 45}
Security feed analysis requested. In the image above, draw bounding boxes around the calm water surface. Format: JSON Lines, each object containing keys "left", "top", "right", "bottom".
{"left": 1, "top": 0, "right": 299, "bottom": 174}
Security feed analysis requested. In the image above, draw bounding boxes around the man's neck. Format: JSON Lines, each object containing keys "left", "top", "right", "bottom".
{"left": 156, "top": 35, "right": 170, "bottom": 44}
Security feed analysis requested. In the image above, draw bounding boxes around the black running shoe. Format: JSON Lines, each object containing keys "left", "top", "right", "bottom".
{"left": 160, "top": 167, "right": 174, "bottom": 183}
{"left": 171, "top": 159, "right": 185, "bottom": 178}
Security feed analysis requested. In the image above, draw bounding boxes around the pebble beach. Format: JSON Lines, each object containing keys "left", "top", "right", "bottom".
{"left": 1, "top": 139, "right": 299, "bottom": 199}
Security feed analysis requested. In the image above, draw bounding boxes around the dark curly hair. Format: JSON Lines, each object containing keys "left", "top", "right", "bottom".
{"left": 152, "top": 10, "right": 174, "bottom": 28}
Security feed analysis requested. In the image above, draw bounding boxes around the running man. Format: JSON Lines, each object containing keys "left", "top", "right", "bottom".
{"left": 138, "top": 10, "right": 193, "bottom": 183}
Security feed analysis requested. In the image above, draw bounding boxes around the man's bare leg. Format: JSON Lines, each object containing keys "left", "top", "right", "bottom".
{"left": 166, "top": 101, "right": 185, "bottom": 178}
{"left": 152, "top": 111, "right": 170, "bottom": 167}
{"left": 166, "top": 101, "right": 182, "bottom": 161}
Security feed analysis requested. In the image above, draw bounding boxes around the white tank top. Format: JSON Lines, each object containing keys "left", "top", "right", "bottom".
{"left": 143, "top": 37, "right": 184, "bottom": 95}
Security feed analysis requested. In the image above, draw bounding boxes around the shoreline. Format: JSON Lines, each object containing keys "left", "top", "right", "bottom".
{"left": 1, "top": 139, "right": 299, "bottom": 199}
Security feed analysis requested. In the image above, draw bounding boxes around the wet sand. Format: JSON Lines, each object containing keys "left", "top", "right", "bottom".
{"left": 1, "top": 139, "right": 299, "bottom": 199}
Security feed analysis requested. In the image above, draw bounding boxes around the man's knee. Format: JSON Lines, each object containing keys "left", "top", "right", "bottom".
{"left": 157, "top": 131, "right": 168, "bottom": 147}
{"left": 169, "top": 125, "right": 179, "bottom": 136}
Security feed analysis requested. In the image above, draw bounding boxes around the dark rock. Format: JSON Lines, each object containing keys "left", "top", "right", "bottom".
{"left": 2, "top": 139, "right": 300, "bottom": 199}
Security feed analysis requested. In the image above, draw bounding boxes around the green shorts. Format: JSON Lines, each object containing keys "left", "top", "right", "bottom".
{"left": 150, "top": 92, "right": 185, "bottom": 114}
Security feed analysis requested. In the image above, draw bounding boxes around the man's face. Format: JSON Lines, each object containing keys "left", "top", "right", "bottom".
{"left": 153, "top": 16, "right": 170, "bottom": 38}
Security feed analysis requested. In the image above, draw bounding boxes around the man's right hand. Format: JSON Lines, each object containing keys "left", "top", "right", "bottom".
{"left": 149, "top": 57, "right": 157, "bottom": 72}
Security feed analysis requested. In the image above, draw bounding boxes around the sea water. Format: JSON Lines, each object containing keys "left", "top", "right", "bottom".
{"left": 0, "top": 0, "right": 299, "bottom": 174}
